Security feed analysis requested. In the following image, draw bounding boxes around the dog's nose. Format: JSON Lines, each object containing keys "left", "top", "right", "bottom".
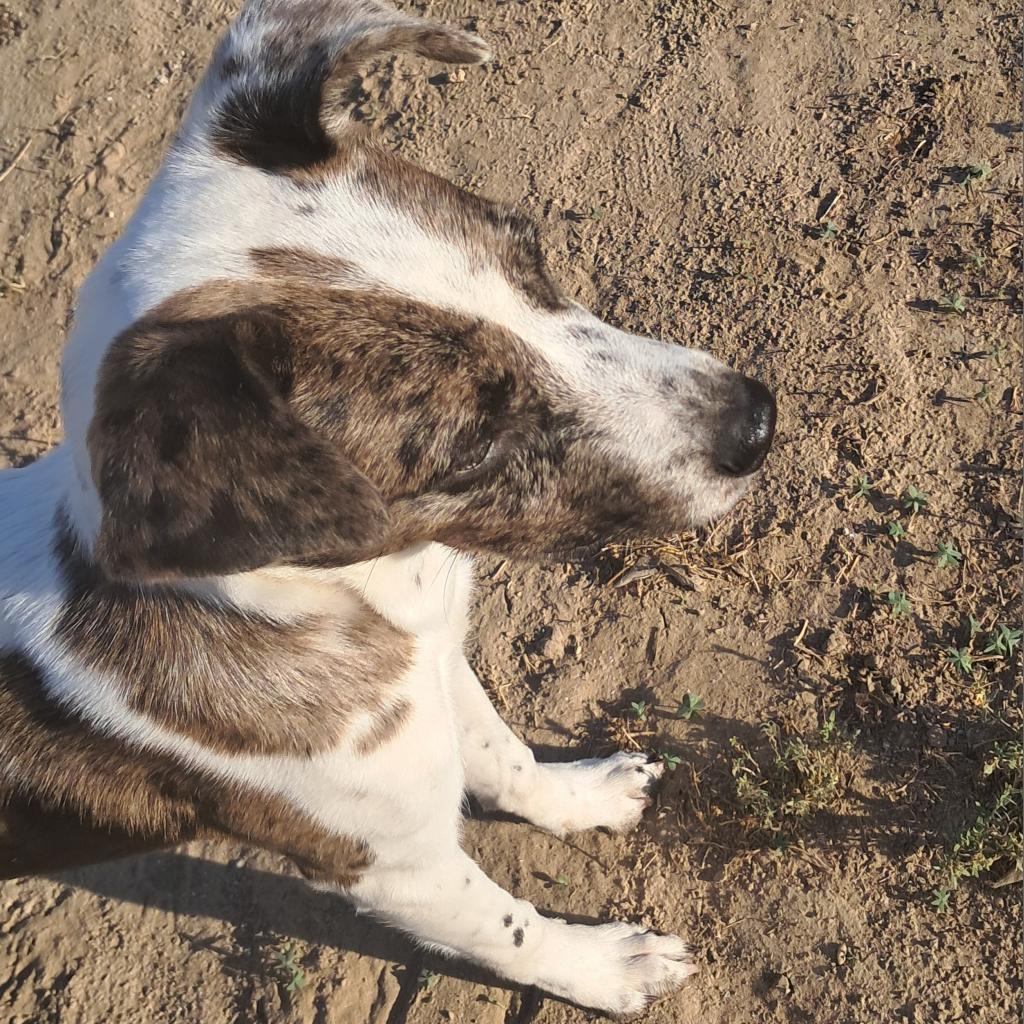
{"left": 715, "top": 375, "right": 776, "bottom": 477}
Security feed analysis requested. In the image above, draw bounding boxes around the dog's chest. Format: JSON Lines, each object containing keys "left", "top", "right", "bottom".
{"left": 335, "top": 544, "right": 476, "bottom": 639}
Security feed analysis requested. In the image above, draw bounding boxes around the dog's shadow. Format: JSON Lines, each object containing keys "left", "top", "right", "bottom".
{"left": 47, "top": 847, "right": 578, "bottom": 1018}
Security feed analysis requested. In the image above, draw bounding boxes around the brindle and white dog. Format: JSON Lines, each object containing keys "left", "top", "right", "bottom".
{"left": 0, "top": 1, "right": 776, "bottom": 1018}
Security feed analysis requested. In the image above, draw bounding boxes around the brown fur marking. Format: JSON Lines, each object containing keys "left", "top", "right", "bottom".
{"left": 0, "top": 651, "right": 372, "bottom": 883}
{"left": 250, "top": 246, "right": 361, "bottom": 286}
{"left": 353, "top": 143, "right": 568, "bottom": 312}
{"left": 54, "top": 514, "right": 412, "bottom": 757}
{"left": 355, "top": 697, "right": 412, "bottom": 756}
{"left": 88, "top": 285, "right": 390, "bottom": 581}
{"left": 89, "top": 279, "right": 695, "bottom": 572}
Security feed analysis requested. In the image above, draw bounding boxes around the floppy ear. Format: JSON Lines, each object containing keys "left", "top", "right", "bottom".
{"left": 209, "top": 0, "right": 491, "bottom": 173}
{"left": 87, "top": 305, "right": 388, "bottom": 582}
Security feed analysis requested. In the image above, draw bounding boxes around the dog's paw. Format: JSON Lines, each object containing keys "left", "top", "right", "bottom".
{"left": 531, "top": 752, "right": 665, "bottom": 835}
{"left": 534, "top": 920, "right": 697, "bottom": 1020}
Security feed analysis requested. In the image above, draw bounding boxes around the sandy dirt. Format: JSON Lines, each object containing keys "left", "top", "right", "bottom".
{"left": 1, "top": 1, "right": 1021, "bottom": 1022}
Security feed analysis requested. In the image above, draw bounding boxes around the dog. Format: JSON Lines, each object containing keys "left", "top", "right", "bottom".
{"left": 0, "top": 1, "right": 776, "bottom": 1018}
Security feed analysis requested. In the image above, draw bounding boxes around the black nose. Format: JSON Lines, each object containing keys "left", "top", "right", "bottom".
{"left": 715, "top": 375, "right": 776, "bottom": 477}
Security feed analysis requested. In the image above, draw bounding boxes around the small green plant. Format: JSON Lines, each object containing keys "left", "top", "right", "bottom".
{"left": 986, "top": 342, "right": 1006, "bottom": 364}
{"left": 629, "top": 700, "right": 649, "bottom": 721}
{"left": 968, "top": 615, "right": 983, "bottom": 639}
{"left": 554, "top": 873, "right": 570, "bottom": 888}
{"left": 938, "top": 293, "right": 967, "bottom": 315}
{"left": 852, "top": 475, "right": 874, "bottom": 499}
{"left": 930, "top": 888, "right": 951, "bottom": 913}
{"left": 935, "top": 539, "right": 963, "bottom": 568}
{"left": 814, "top": 220, "right": 839, "bottom": 241}
{"left": 729, "top": 712, "right": 852, "bottom": 838}
{"left": 676, "top": 693, "right": 705, "bottom": 720}
{"left": 902, "top": 485, "right": 929, "bottom": 514}
{"left": 272, "top": 942, "right": 307, "bottom": 994}
{"left": 933, "top": 741, "right": 1023, "bottom": 900}
{"left": 417, "top": 969, "right": 441, "bottom": 992}
{"left": 985, "top": 625, "right": 1022, "bottom": 659}
{"left": 887, "top": 520, "right": 906, "bottom": 540}
{"left": 968, "top": 252, "right": 986, "bottom": 271}
{"left": 886, "top": 590, "right": 911, "bottom": 616}
{"left": 661, "top": 752, "right": 682, "bottom": 771}
{"left": 945, "top": 645, "right": 974, "bottom": 676}
{"left": 958, "top": 162, "right": 991, "bottom": 193}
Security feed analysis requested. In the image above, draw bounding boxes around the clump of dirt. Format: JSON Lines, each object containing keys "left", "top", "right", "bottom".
{"left": 0, "top": 2, "right": 1020, "bottom": 1023}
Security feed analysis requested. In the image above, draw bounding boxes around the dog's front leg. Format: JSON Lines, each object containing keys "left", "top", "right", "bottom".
{"left": 348, "top": 840, "right": 695, "bottom": 1019}
{"left": 451, "top": 657, "right": 663, "bottom": 836}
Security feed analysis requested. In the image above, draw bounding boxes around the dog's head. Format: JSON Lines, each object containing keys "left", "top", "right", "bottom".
{"left": 64, "top": 0, "right": 776, "bottom": 582}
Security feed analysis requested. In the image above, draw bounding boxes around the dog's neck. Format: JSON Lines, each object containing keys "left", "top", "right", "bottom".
{"left": 173, "top": 543, "right": 476, "bottom": 637}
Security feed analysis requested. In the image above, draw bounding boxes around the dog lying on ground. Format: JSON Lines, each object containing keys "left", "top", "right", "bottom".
{"left": 0, "top": 1, "right": 776, "bottom": 1017}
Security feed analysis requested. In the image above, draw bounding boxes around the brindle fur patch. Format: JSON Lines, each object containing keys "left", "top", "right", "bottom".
{"left": 88, "top": 288, "right": 389, "bottom": 581}
{"left": 89, "top": 280, "right": 689, "bottom": 572}
{"left": 54, "top": 513, "right": 412, "bottom": 757}
{"left": 0, "top": 651, "right": 371, "bottom": 884}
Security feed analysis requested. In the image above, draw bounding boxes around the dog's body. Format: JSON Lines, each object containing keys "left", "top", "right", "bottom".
{"left": 0, "top": 2, "right": 775, "bottom": 1018}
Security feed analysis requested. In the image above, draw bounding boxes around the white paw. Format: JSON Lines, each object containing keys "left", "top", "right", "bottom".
{"left": 534, "top": 920, "right": 697, "bottom": 1020}
{"left": 532, "top": 752, "right": 664, "bottom": 835}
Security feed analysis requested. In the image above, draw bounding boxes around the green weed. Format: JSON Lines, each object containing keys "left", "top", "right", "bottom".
{"left": 933, "top": 741, "right": 1023, "bottom": 903}
{"left": 938, "top": 293, "right": 967, "bottom": 315}
{"left": 272, "top": 942, "right": 307, "bottom": 994}
{"left": 729, "top": 712, "right": 853, "bottom": 838}
{"left": 902, "top": 485, "right": 929, "bottom": 514}
{"left": 935, "top": 540, "right": 963, "bottom": 569}
{"left": 676, "top": 693, "right": 705, "bottom": 720}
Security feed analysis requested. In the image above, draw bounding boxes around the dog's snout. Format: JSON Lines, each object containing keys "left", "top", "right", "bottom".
{"left": 715, "top": 375, "right": 776, "bottom": 477}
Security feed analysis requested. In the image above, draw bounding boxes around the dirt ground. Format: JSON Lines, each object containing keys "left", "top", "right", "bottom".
{"left": 1, "top": 0, "right": 1021, "bottom": 1022}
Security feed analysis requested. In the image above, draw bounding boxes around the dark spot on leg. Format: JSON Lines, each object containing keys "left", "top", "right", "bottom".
{"left": 513, "top": 927, "right": 524, "bottom": 947}
{"left": 503, "top": 914, "right": 513, "bottom": 928}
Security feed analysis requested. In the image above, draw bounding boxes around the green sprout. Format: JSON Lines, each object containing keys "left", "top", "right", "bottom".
{"left": 958, "top": 163, "right": 991, "bottom": 193}
{"left": 676, "top": 693, "right": 705, "bottom": 720}
{"left": 935, "top": 540, "right": 963, "bottom": 569}
{"left": 945, "top": 646, "right": 974, "bottom": 676}
{"left": 985, "top": 625, "right": 1022, "bottom": 659}
{"left": 852, "top": 475, "right": 875, "bottom": 499}
{"left": 902, "top": 485, "right": 929, "bottom": 514}
{"left": 272, "top": 942, "right": 307, "bottom": 994}
{"left": 630, "top": 700, "right": 650, "bottom": 721}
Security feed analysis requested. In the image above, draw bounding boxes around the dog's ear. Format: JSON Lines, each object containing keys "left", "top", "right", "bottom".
{"left": 209, "top": 1, "right": 490, "bottom": 173}
{"left": 87, "top": 304, "right": 388, "bottom": 582}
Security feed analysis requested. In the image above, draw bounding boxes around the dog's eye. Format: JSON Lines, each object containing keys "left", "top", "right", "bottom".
{"left": 441, "top": 431, "right": 512, "bottom": 493}
{"left": 450, "top": 437, "right": 496, "bottom": 477}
